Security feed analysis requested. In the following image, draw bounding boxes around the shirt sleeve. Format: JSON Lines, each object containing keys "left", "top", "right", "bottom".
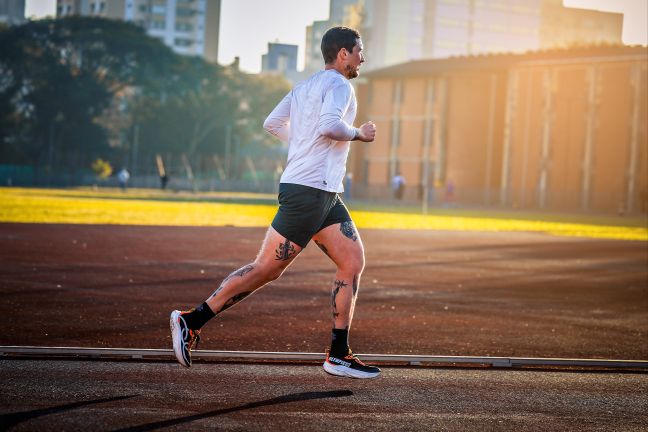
{"left": 263, "top": 91, "right": 291, "bottom": 143}
{"left": 318, "top": 83, "right": 357, "bottom": 141}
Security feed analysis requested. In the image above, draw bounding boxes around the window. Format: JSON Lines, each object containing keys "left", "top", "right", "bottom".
{"left": 175, "top": 22, "right": 193, "bottom": 32}
{"left": 151, "top": 20, "right": 166, "bottom": 30}
{"left": 176, "top": 7, "right": 195, "bottom": 17}
{"left": 151, "top": 5, "right": 166, "bottom": 14}
{"left": 139, "top": 5, "right": 147, "bottom": 12}
{"left": 90, "top": 3, "right": 96, "bottom": 13}
{"left": 174, "top": 38, "right": 193, "bottom": 47}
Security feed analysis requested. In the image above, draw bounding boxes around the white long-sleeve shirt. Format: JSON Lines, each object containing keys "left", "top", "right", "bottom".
{"left": 263, "top": 69, "right": 358, "bottom": 193}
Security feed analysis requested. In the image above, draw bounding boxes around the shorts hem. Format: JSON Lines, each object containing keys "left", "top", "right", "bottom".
{"left": 271, "top": 221, "right": 310, "bottom": 249}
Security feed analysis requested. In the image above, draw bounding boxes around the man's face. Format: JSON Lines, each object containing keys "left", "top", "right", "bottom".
{"left": 343, "top": 38, "right": 364, "bottom": 79}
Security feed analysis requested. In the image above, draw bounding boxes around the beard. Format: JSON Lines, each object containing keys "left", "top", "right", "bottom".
{"left": 344, "top": 64, "right": 359, "bottom": 79}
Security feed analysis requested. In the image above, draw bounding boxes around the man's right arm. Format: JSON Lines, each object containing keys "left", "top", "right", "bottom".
{"left": 319, "top": 84, "right": 375, "bottom": 143}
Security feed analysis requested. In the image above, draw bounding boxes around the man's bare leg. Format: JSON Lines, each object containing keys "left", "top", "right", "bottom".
{"left": 170, "top": 227, "right": 301, "bottom": 367}
{"left": 312, "top": 221, "right": 365, "bottom": 332}
{"left": 204, "top": 227, "right": 301, "bottom": 315}
{"left": 313, "top": 220, "right": 380, "bottom": 378}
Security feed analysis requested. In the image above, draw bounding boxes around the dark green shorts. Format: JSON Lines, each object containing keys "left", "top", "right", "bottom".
{"left": 271, "top": 183, "right": 352, "bottom": 248}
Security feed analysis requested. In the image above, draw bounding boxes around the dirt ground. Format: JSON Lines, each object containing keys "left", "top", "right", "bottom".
{"left": 0, "top": 223, "right": 647, "bottom": 360}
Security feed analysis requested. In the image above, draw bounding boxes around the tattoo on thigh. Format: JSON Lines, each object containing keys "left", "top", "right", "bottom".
{"left": 314, "top": 240, "right": 331, "bottom": 258}
{"left": 275, "top": 239, "right": 297, "bottom": 261}
{"left": 331, "top": 279, "right": 347, "bottom": 320}
{"left": 217, "top": 291, "right": 252, "bottom": 314}
{"left": 340, "top": 221, "right": 358, "bottom": 242}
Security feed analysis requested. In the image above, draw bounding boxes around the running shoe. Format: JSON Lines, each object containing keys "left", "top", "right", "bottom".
{"left": 323, "top": 350, "right": 381, "bottom": 379}
{"left": 170, "top": 310, "right": 201, "bottom": 367}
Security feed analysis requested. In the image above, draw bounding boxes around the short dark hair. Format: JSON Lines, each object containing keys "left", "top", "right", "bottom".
{"left": 321, "top": 26, "right": 361, "bottom": 64}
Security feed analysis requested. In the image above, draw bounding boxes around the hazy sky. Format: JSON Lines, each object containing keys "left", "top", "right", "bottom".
{"left": 25, "top": 0, "right": 647, "bottom": 73}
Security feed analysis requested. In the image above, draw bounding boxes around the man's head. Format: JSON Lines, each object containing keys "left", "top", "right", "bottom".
{"left": 321, "top": 26, "right": 364, "bottom": 79}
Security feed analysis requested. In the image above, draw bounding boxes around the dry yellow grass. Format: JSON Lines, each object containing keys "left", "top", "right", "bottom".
{"left": 1, "top": 187, "right": 646, "bottom": 241}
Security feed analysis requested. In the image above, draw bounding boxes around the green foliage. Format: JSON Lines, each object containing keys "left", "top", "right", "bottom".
{"left": 0, "top": 16, "right": 292, "bottom": 180}
{"left": 91, "top": 158, "right": 112, "bottom": 179}
{"left": 0, "top": 17, "right": 176, "bottom": 169}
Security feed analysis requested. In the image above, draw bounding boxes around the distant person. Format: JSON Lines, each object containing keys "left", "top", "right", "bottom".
{"left": 117, "top": 168, "right": 130, "bottom": 191}
{"left": 170, "top": 27, "right": 380, "bottom": 379}
{"left": 444, "top": 180, "right": 455, "bottom": 207}
{"left": 392, "top": 173, "right": 405, "bottom": 200}
{"left": 344, "top": 172, "right": 353, "bottom": 200}
{"left": 160, "top": 174, "right": 169, "bottom": 190}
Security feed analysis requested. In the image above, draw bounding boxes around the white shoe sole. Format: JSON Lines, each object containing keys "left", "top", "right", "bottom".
{"left": 170, "top": 310, "right": 190, "bottom": 368}
{"left": 323, "top": 360, "right": 380, "bottom": 379}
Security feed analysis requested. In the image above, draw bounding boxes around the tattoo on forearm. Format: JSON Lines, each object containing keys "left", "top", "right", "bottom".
{"left": 352, "top": 274, "right": 358, "bottom": 296}
{"left": 331, "top": 279, "right": 347, "bottom": 321}
{"left": 275, "top": 239, "right": 297, "bottom": 261}
{"left": 340, "top": 221, "right": 358, "bottom": 242}
{"left": 217, "top": 291, "right": 252, "bottom": 314}
{"left": 314, "top": 240, "right": 331, "bottom": 258}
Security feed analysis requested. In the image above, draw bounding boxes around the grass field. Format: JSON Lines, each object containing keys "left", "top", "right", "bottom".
{"left": 1, "top": 187, "right": 646, "bottom": 241}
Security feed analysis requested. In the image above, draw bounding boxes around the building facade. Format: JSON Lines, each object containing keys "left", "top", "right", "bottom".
{"left": 335, "top": 0, "right": 623, "bottom": 71}
{"left": 352, "top": 46, "right": 648, "bottom": 214}
{"left": 261, "top": 43, "right": 298, "bottom": 73}
{"left": 56, "top": 0, "right": 220, "bottom": 63}
{"left": 0, "top": 0, "right": 25, "bottom": 26}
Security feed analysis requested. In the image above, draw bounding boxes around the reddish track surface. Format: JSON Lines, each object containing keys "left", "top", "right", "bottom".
{"left": 1, "top": 223, "right": 648, "bottom": 431}
{"left": 1, "top": 223, "right": 646, "bottom": 359}
{"left": 2, "top": 359, "right": 647, "bottom": 431}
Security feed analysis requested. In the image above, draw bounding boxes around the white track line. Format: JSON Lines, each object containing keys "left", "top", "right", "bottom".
{"left": 1, "top": 346, "right": 647, "bottom": 369}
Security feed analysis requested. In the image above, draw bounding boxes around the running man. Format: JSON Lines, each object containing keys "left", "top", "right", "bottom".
{"left": 170, "top": 26, "right": 379, "bottom": 379}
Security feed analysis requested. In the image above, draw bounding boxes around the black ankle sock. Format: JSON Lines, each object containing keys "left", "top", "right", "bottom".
{"left": 330, "top": 328, "right": 349, "bottom": 358}
{"left": 182, "top": 302, "right": 215, "bottom": 330}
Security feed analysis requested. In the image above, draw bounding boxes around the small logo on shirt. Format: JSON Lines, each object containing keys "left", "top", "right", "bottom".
{"left": 322, "top": 180, "right": 327, "bottom": 186}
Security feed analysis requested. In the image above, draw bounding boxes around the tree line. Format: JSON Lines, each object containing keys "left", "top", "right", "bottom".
{"left": 0, "top": 16, "right": 291, "bottom": 179}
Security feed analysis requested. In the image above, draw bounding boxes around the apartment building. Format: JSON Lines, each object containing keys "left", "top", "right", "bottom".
{"left": 56, "top": 0, "right": 220, "bottom": 63}
{"left": 0, "top": 0, "right": 25, "bottom": 26}
{"left": 311, "top": 0, "right": 623, "bottom": 71}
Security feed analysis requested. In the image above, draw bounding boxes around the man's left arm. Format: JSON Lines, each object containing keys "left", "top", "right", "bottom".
{"left": 263, "top": 91, "right": 292, "bottom": 143}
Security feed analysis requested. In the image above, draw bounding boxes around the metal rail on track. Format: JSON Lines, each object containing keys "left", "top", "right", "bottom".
{"left": 1, "top": 346, "right": 647, "bottom": 369}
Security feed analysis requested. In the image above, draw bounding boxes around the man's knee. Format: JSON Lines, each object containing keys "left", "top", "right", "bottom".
{"left": 340, "top": 252, "right": 365, "bottom": 275}
{"left": 255, "top": 262, "right": 288, "bottom": 283}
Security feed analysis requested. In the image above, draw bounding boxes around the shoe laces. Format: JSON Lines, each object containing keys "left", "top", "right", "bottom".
{"left": 188, "top": 329, "right": 201, "bottom": 350}
{"left": 343, "top": 350, "right": 366, "bottom": 366}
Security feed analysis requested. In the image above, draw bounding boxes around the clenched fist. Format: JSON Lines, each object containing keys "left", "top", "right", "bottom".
{"left": 356, "top": 121, "right": 376, "bottom": 142}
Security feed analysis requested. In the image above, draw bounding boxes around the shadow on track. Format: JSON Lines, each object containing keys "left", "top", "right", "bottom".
{"left": 0, "top": 394, "right": 137, "bottom": 429}
{"left": 114, "top": 390, "right": 354, "bottom": 432}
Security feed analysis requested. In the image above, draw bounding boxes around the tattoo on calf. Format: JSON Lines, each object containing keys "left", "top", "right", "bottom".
{"left": 340, "top": 221, "right": 358, "bottom": 242}
{"left": 217, "top": 291, "right": 252, "bottom": 314}
{"left": 223, "top": 264, "right": 254, "bottom": 284}
{"left": 314, "top": 240, "right": 331, "bottom": 258}
{"left": 275, "top": 239, "right": 297, "bottom": 261}
{"left": 331, "top": 279, "right": 348, "bottom": 321}
{"left": 208, "top": 264, "right": 254, "bottom": 300}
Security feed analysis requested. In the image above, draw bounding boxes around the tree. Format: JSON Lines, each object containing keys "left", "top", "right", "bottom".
{"left": 0, "top": 17, "right": 176, "bottom": 170}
